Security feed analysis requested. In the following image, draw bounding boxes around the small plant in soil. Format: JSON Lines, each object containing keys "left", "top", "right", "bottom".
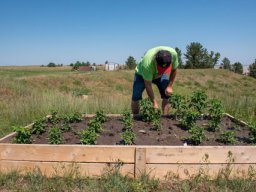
{"left": 121, "top": 110, "right": 132, "bottom": 130}
{"left": 139, "top": 98, "right": 161, "bottom": 122}
{"left": 63, "top": 112, "right": 82, "bottom": 123}
{"left": 120, "top": 129, "right": 135, "bottom": 145}
{"left": 180, "top": 110, "right": 199, "bottom": 130}
{"left": 31, "top": 119, "right": 47, "bottom": 135}
{"left": 95, "top": 110, "right": 107, "bottom": 124}
{"left": 61, "top": 122, "right": 71, "bottom": 132}
{"left": 188, "top": 89, "right": 208, "bottom": 114}
{"left": 169, "top": 93, "right": 187, "bottom": 120}
{"left": 208, "top": 99, "right": 224, "bottom": 132}
{"left": 152, "top": 118, "right": 162, "bottom": 131}
{"left": 88, "top": 119, "right": 103, "bottom": 133}
{"left": 48, "top": 126, "right": 63, "bottom": 144}
{"left": 248, "top": 122, "right": 256, "bottom": 143}
{"left": 48, "top": 110, "right": 60, "bottom": 125}
{"left": 188, "top": 125, "right": 205, "bottom": 145}
{"left": 13, "top": 126, "right": 32, "bottom": 144}
{"left": 218, "top": 130, "right": 236, "bottom": 144}
{"left": 80, "top": 128, "right": 98, "bottom": 145}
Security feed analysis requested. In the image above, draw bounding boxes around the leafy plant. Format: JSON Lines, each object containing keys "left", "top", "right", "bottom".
{"left": 120, "top": 129, "right": 135, "bottom": 145}
{"left": 121, "top": 110, "right": 132, "bottom": 130}
{"left": 95, "top": 110, "right": 107, "bottom": 124}
{"left": 13, "top": 126, "right": 32, "bottom": 144}
{"left": 188, "top": 126, "right": 205, "bottom": 145}
{"left": 48, "top": 110, "right": 60, "bottom": 125}
{"left": 31, "top": 119, "right": 46, "bottom": 135}
{"left": 63, "top": 112, "right": 82, "bottom": 123}
{"left": 152, "top": 118, "right": 162, "bottom": 131}
{"left": 48, "top": 126, "right": 63, "bottom": 144}
{"left": 180, "top": 110, "right": 199, "bottom": 130}
{"left": 139, "top": 98, "right": 161, "bottom": 122}
{"left": 61, "top": 122, "right": 71, "bottom": 132}
{"left": 88, "top": 119, "right": 103, "bottom": 133}
{"left": 189, "top": 90, "right": 208, "bottom": 114}
{"left": 80, "top": 128, "right": 98, "bottom": 145}
{"left": 219, "top": 131, "right": 236, "bottom": 144}
{"left": 169, "top": 93, "right": 186, "bottom": 119}
{"left": 208, "top": 99, "right": 224, "bottom": 132}
{"left": 248, "top": 122, "right": 256, "bottom": 143}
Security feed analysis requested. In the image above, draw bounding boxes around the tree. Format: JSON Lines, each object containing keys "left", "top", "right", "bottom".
{"left": 125, "top": 56, "right": 137, "bottom": 69}
{"left": 220, "top": 57, "right": 232, "bottom": 70}
{"left": 248, "top": 59, "right": 256, "bottom": 78}
{"left": 232, "top": 62, "right": 243, "bottom": 74}
{"left": 184, "top": 42, "right": 220, "bottom": 69}
{"left": 47, "top": 62, "right": 56, "bottom": 67}
{"left": 175, "top": 47, "right": 184, "bottom": 68}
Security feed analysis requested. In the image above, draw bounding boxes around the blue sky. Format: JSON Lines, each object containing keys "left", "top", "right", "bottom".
{"left": 0, "top": 0, "right": 255, "bottom": 66}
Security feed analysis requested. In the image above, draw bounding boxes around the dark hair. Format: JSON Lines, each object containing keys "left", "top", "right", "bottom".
{"left": 155, "top": 50, "right": 172, "bottom": 67}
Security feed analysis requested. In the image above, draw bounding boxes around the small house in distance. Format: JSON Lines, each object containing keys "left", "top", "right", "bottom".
{"left": 105, "top": 62, "right": 119, "bottom": 71}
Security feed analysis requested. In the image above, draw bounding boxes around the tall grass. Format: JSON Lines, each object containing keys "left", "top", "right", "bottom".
{"left": 0, "top": 168, "right": 256, "bottom": 192}
{"left": 0, "top": 67, "right": 255, "bottom": 137}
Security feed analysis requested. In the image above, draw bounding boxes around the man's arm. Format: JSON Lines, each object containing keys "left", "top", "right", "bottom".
{"left": 144, "top": 80, "right": 158, "bottom": 108}
{"left": 165, "top": 69, "right": 177, "bottom": 95}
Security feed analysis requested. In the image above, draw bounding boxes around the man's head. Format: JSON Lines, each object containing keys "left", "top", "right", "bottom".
{"left": 155, "top": 50, "right": 172, "bottom": 68}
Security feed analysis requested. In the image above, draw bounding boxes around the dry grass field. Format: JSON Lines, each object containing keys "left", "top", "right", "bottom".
{"left": 0, "top": 66, "right": 255, "bottom": 137}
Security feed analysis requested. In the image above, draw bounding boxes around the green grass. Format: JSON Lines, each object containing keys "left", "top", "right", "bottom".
{"left": 0, "top": 67, "right": 255, "bottom": 137}
{"left": 0, "top": 168, "right": 256, "bottom": 192}
{"left": 0, "top": 66, "right": 256, "bottom": 191}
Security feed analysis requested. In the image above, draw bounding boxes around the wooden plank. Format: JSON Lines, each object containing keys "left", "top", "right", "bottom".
{"left": 145, "top": 146, "right": 256, "bottom": 164}
{"left": 224, "top": 113, "right": 248, "bottom": 126}
{"left": 0, "top": 132, "right": 16, "bottom": 142}
{"left": 0, "top": 144, "right": 135, "bottom": 163}
{"left": 135, "top": 148, "right": 146, "bottom": 177}
{"left": 146, "top": 163, "right": 256, "bottom": 179}
{"left": 0, "top": 160, "right": 134, "bottom": 177}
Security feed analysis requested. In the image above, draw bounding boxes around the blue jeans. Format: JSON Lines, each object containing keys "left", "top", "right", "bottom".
{"left": 132, "top": 73, "right": 170, "bottom": 101}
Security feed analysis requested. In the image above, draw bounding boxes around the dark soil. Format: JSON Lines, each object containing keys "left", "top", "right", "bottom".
{"left": 1, "top": 115, "right": 253, "bottom": 146}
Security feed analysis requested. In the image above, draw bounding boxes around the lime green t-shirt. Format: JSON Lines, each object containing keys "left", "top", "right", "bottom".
{"left": 135, "top": 46, "right": 179, "bottom": 81}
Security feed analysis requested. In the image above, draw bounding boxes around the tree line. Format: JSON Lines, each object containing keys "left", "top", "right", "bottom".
{"left": 125, "top": 42, "right": 256, "bottom": 78}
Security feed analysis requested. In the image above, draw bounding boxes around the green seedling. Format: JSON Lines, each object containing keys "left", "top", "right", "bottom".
{"left": 180, "top": 110, "right": 199, "bottom": 130}
{"left": 31, "top": 119, "right": 46, "bottom": 135}
{"left": 63, "top": 112, "right": 82, "bottom": 123}
{"left": 152, "top": 118, "right": 162, "bottom": 131}
{"left": 80, "top": 128, "right": 98, "bottom": 145}
{"left": 95, "top": 110, "right": 107, "bottom": 124}
{"left": 88, "top": 119, "right": 103, "bottom": 133}
{"left": 120, "top": 129, "right": 135, "bottom": 145}
{"left": 48, "top": 110, "right": 60, "bottom": 125}
{"left": 61, "top": 122, "right": 71, "bottom": 132}
{"left": 122, "top": 110, "right": 132, "bottom": 130}
{"left": 189, "top": 90, "right": 208, "bottom": 114}
{"left": 248, "top": 122, "right": 256, "bottom": 143}
{"left": 188, "top": 126, "right": 205, "bottom": 145}
{"left": 48, "top": 126, "right": 63, "bottom": 144}
{"left": 13, "top": 126, "right": 32, "bottom": 144}
{"left": 208, "top": 99, "right": 224, "bottom": 132}
{"left": 139, "top": 98, "right": 161, "bottom": 122}
{"left": 169, "top": 93, "right": 186, "bottom": 119}
{"left": 219, "top": 130, "right": 236, "bottom": 144}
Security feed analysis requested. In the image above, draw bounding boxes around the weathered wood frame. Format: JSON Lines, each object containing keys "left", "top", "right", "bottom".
{"left": 0, "top": 114, "right": 255, "bottom": 179}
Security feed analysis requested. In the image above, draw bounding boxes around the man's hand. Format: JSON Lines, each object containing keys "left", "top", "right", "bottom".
{"left": 165, "top": 86, "right": 173, "bottom": 96}
{"left": 153, "top": 99, "right": 159, "bottom": 109}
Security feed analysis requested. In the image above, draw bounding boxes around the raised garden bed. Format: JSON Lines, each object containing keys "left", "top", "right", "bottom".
{"left": 1, "top": 91, "right": 255, "bottom": 179}
{"left": 0, "top": 113, "right": 256, "bottom": 179}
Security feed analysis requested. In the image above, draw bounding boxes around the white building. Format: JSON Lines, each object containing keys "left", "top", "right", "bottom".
{"left": 105, "top": 62, "right": 119, "bottom": 71}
